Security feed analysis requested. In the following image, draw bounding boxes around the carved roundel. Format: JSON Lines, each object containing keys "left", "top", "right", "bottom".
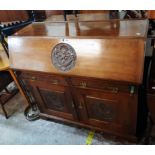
{"left": 51, "top": 43, "right": 77, "bottom": 72}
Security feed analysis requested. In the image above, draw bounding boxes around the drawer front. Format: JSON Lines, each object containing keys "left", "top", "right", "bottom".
{"left": 70, "top": 77, "right": 136, "bottom": 94}
{"left": 20, "top": 72, "right": 68, "bottom": 86}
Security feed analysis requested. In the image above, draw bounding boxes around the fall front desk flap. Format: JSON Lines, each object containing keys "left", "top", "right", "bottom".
{"left": 8, "top": 20, "right": 148, "bottom": 84}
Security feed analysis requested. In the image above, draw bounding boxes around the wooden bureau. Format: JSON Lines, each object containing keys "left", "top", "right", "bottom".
{"left": 8, "top": 19, "right": 148, "bottom": 141}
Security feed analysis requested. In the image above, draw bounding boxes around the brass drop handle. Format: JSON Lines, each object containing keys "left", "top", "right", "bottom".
{"left": 79, "top": 101, "right": 83, "bottom": 109}
{"left": 79, "top": 82, "right": 87, "bottom": 88}
{"left": 101, "top": 86, "right": 118, "bottom": 93}
{"left": 107, "top": 87, "right": 118, "bottom": 93}
{"left": 52, "top": 79, "right": 59, "bottom": 85}
{"left": 31, "top": 76, "right": 36, "bottom": 80}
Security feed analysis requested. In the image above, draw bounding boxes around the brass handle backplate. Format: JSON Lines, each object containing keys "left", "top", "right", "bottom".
{"left": 79, "top": 82, "right": 87, "bottom": 88}
{"left": 31, "top": 76, "right": 36, "bottom": 80}
{"left": 105, "top": 87, "right": 118, "bottom": 93}
{"left": 52, "top": 79, "right": 59, "bottom": 84}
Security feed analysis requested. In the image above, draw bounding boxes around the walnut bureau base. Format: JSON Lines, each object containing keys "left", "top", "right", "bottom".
{"left": 8, "top": 19, "right": 149, "bottom": 142}
{"left": 15, "top": 70, "right": 145, "bottom": 142}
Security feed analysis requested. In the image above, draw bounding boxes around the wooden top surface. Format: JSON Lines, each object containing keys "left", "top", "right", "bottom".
{"left": 0, "top": 50, "right": 9, "bottom": 71}
{"left": 9, "top": 37, "right": 145, "bottom": 85}
{"left": 14, "top": 19, "right": 148, "bottom": 38}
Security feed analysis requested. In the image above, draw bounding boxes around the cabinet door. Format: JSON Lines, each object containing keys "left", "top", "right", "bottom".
{"left": 25, "top": 79, "right": 77, "bottom": 121}
{"left": 75, "top": 88, "right": 138, "bottom": 135}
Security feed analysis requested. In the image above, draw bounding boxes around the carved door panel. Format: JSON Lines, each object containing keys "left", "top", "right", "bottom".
{"left": 26, "top": 80, "right": 77, "bottom": 121}
{"left": 75, "top": 88, "right": 138, "bottom": 134}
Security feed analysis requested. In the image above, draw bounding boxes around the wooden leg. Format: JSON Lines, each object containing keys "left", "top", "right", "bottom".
{"left": 0, "top": 101, "right": 8, "bottom": 119}
{"left": 8, "top": 69, "right": 29, "bottom": 105}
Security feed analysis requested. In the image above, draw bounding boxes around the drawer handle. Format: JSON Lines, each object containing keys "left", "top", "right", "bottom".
{"left": 31, "top": 76, "right": 36, "bottom": 80}
{"left": 104, "top": 87, "right": 118, "bottom": 93}
{"left": 106, "top": 87, "right": 118, "bottom": 93}
{"left": 112, "top": 88, "right": 118, "bottom": 93}
{"left": 52, "top": 79, "right": 59, "bottom": 84}
{"left": 79, "top": 82, "right": 87, "bottom": 88}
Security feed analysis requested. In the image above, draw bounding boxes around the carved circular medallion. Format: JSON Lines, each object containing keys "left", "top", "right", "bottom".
{"left": 51, "top": 43, "right": 77, "bottom": 72}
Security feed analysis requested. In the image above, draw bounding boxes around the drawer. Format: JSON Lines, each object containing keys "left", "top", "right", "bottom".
{"left": 70, "top": 77, "right": 136, "bottom": 94}
{"left": 20, "top": 72, "right": 68, "bottom": 86}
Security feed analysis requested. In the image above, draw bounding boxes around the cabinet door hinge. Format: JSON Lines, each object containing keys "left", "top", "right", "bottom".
{"left": 130, "top": 86, "right": 135, "bottom": 96}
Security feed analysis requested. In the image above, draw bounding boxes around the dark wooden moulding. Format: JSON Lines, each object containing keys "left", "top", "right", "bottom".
{"left": 9, "top": 19, "right": 149, "bottom": 142}
{"left": 147, "top": 47, "right": 155, "bottom": 137}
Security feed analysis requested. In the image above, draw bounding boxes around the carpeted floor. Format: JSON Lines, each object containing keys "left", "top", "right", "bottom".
{"left": 0, "top": 92, "right": 154, "bottom": 145}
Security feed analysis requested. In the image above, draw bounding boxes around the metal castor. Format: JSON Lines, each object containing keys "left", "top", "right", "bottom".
{"left": 24, "top": 104, "right": 40, "bottom": 121}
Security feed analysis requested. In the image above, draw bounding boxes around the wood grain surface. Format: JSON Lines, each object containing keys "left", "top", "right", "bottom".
{"left": 0, "top": 50, "right": 9, "bottom": 71}
{"left": 14, "top": 19, "right": 148, "bottom": 38}
{"left": 9, "top": 37, "right": 145, "bottom": 84}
